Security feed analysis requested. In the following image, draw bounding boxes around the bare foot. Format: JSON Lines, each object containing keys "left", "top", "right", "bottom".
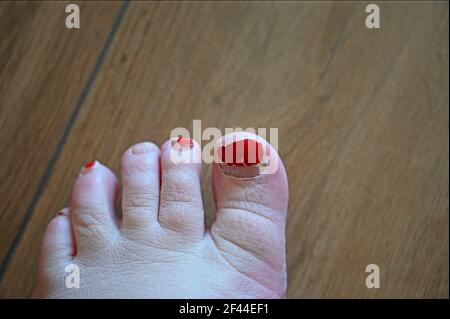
{"left": 33, "top": 133, "right": 288, "bottom": 298}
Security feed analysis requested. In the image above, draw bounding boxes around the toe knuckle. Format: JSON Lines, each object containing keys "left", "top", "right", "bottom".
{"left": 72, "top": 204, "right": 109, "bottom": 228}
{"left": 124, "top": 191, "right": 158, "bottom": 209}
{"left": 123, "top": 157, "right": 155, "bottom": 175}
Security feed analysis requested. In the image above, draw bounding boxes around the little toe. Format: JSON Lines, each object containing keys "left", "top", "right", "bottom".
{"left": 39, "top": 208, "right": 75, "bottom": 267}
{"left": 33, "top": 208, "right": 76, "bottom": 298}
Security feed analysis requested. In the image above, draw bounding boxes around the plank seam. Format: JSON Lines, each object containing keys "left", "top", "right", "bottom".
{"left": 0, "top": 0, "right": 130, "bottom": 280}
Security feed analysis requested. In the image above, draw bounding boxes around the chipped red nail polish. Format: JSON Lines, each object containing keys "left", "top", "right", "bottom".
{"left": 219, "top": 139, "right": 263, "bottom": 166}
{"left": 172, "top": 135, "right": 194, "bottom": 149}
{"left": 84, "top": 160, "right": 96, "bottom": 169}
{"left": 80, "top": 160, "right": 97, "bottom": 176}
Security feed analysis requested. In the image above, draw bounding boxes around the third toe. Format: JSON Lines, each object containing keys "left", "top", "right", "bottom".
{"left": 121, "top": 142, "right": 160, "bottom": 232}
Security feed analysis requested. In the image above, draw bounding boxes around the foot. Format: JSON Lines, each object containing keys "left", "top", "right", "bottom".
{"left": 32, "top": 133, "right": 289, "bottom": 298}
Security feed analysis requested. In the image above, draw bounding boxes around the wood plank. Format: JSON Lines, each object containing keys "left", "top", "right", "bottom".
{"left": 1, "top": 1, "right": 448, "bottom": 298}
{"left": 0, "top": 1, "right": 123, "bottom": 276}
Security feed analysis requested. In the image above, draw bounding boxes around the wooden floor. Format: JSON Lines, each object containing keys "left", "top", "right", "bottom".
{"left": 0, "top": 1, "right": 448, "bottom": 298}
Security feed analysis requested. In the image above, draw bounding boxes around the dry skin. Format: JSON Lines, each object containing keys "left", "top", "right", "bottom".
{"left": 0, "top": 1, "right": 448, "bottom": 298}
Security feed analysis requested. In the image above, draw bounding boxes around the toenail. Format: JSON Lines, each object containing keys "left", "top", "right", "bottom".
{"left": 217, "top": 139, "right": 265, "bottom": 178}
{"left": 219, "top": 139, "right": 263, "bottom": 166}
{"left": 131, "top": 142, "right": 155, "bottom": 155}
{"left": 56, "top": 208, "right": 69, "bottom": 216}
{"left": 80, "top": 160, "right": 98, "bottom": 176}
{"left": 171, "top": 135, "right": 194, "bottom": 150}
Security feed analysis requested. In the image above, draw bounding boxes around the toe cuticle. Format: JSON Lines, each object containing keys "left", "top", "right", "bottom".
{"left": 219, "top": 163, "right": 263, "bottom": 178}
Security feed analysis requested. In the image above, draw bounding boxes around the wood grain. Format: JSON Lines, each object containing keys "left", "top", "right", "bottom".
{"left": 0, "top": 1, "right": 448, "bottom": 298}
{"left": 0, "top": 1, "right": 123, "bottom": 265}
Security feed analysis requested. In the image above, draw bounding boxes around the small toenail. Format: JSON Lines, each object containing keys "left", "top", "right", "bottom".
{"left": 171, "top": 135, "right": 194, "bottom": 150}
{"left": 56, "top": 211, "right": 65, "bottom": 216}
{"left": 131, "top": 142, "right": 154, "bottom": 155}
{"left": 80, "top": 160, "right": 97, "bottom": 176}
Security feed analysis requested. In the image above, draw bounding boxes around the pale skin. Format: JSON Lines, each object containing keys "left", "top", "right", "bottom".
{"left": 33, "top": 132, "right": 289, "bottom": 298}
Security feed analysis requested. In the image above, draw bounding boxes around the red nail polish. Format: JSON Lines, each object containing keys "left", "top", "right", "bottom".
{"left": 220, "top": 139, "right": 263, "bottom": 166}
{"left": 84, "top": 160, "right": 96, "bottom": 169}
{"left": 80, "top": 160, "right": 97, "bottom": 176}
{"left": 173, "top": 136, "right": 194, "bottom": 149}
{"left": 57, "top": 211, "right": 65, "bottom": 216}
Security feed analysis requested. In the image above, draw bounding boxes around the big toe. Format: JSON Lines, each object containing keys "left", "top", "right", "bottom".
{"left": 211, "top": 132, "right": 288, "bottom": 296}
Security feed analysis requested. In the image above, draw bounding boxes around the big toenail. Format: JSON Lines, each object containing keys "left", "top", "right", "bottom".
{"left": 219, "top": 139, "right": 263, "bottom": 166}
{"left": 80, "top": 160, "right": 97, "bottom": 176}
{"left": 218, "top": 139, "right": 265, "bottom": 178}
{"left": 131, "top": 142, "right": 154, "bottom": 155}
